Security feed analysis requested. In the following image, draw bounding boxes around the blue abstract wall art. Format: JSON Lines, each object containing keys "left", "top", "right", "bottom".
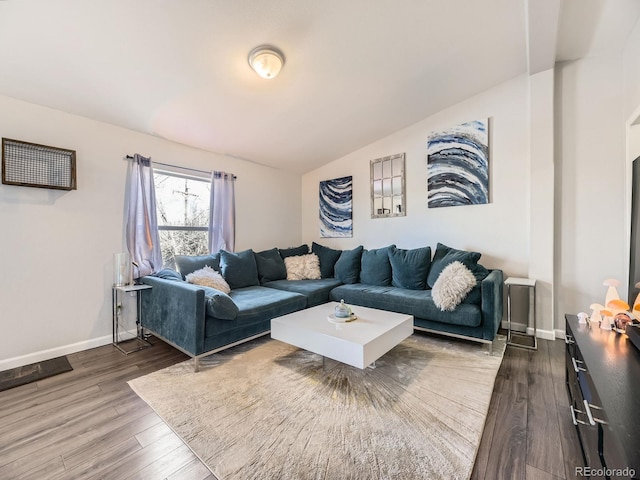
{"left": 319, "top": 176, "right": 353, "bottom": 238}
{"left": 427, "top": 119, "right": 489, "bottom": 208}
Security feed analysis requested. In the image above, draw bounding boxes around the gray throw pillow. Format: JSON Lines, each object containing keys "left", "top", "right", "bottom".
{"left": 219, "top": 249, "right": 259, "bottom": 289}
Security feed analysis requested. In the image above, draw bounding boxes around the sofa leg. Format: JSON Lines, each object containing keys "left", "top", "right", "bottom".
{"left": 194, "top": 357, "right": 200, "bottom": 373}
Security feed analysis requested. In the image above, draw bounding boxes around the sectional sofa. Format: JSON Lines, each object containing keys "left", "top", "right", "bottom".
{"left": 140, "top": 242, "right": 503, "bottom": 371}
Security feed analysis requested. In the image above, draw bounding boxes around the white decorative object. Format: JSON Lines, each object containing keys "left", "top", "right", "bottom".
{"left": 577, "top": 312, "right": 589, "bottom": 324}
{"left": 327, "top": 313, "right": 357, "bottom": 324}
{"left": 589, "top": 303, "right": 604, "bottom": 325}
{"left": 432, "top": 261, "right": 476, "bottom": 311}
{"left": 113, "top": 252, "right": 131, "bottom": 287}
{"left": 284, "top": 254, "right": 321, "bottom": 280}
{"left": 603, "top": 278, "right": 621, "bottom": 306}
{"left": 186, "top": 266, "right": 231, "bottom": 294}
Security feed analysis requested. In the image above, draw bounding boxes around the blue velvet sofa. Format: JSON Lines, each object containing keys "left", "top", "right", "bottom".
{"left": 140, "top": 242, "right": 503, "bottom": 370}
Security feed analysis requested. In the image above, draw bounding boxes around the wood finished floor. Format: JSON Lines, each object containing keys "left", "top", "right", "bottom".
{"left": 0, "top": 335, "right": 583, "bottom": 480}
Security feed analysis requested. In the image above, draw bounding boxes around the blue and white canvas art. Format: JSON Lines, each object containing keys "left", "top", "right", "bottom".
{"left": 319, "top": 176, "right": 353, "bottom": 238}
{"left": 427, "top": 119, "right": 489, "bottom": 208}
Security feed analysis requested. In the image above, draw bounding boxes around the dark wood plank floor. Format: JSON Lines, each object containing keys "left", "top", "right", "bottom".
{"left": 0, "top": 335, "right": 583, "bottom": 479}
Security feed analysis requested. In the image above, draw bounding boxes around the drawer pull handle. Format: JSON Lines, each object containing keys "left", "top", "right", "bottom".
{"left": 571, "top": 357, "right": 586, "bottom": 373}
{"left": 583, "top": 400, "right": 596, "bottom": 426}
{"left": 565, "top": 335, "right": 575, "bottom": 345}
{"left": 571, "top": 405, "right": 594, "bottom": 426}
{"left": 587, "top": 403, "right": 608, "bottom": 424}
{"left": 570, "top": 405, "right": 578, "bottom": 426}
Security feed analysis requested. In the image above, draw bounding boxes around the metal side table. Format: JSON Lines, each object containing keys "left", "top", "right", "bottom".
{"left": 505, "top": 277, "right": 537, "bottom": 350}
{"left": 112, "top": 284, "right": 152, "bottom": 354}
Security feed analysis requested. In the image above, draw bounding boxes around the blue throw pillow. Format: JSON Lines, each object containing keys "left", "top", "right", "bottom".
{"left": 334, "top": 246, "right": 364, "bottom": 284}
{"left": 152, "top": 269, "right": 184, "bottom": 282}
{"left": 219, "top": 249, "right": 260, "bottom": 289}
{"left": 279, "top": 244, "right": 309, "bottom": 259}
{"left": 201, "top": 286, "right": 239, "bottom": 320}
{"left": 254, "top": 248, "right": 287, "bottom": 283}
{"left": 175, "top": 253, "right": 220, "bottom": 279}
{"left": 360, "top": 245, "right": 395, "bottom": 286}
{"left": 389, "top": 246, "right": 432, "bottom": 290}
{"left": 427, "top": 243, "right": 482, "bottom": 288}
{"left": 312, "top": 242, "right": 342, "bottom": 278}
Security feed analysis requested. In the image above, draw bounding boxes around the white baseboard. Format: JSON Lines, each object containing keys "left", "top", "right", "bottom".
{"left": 554, "top": 329, "right": 566, "bottom": 339}
{"left": 501, "top": 321, "right": 556, "bottom": 341}
{"left": 0, "top": 334, "right": 114, "bottom": 372}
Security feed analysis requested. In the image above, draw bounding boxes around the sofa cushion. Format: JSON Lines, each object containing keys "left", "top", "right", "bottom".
{"left": 205, "top": 286, "right": 306, "bottom": 338}
{"left": 389, "top": 246, "right": 432, "bottom": 290}
{"left": 427, "top": 243, "right": 482, "bottom": 288}
{"left": 254, "top": 248, "right": 287, "bottom": 283}
{"left": 219, "top": 249, "right": 260, "bottom": 289}
{"left": 263, "top": 278, "right": 343, "bottom": 307}
{"left": 360, "top": 245, "right": 395, "bottom": 286}
{"left": 284, "top": 254, "right": 322, "bottom": 280}
{"left": 312, "top": 242, "right": 342, "bottom": 278}
{"left": 175, "top": 253, "right": 220, "bottom": 279}
{"left": 330, "top": 283, "right": 481, "bottom": 328}
{"left": 334, "top": 246, "right": 364, "bottom": 284}
{"left": 185, "top": 266, "right": 231, "bottom": 294}
{"left": 279, "top": 244, "right": 309, "bottom": 259}
{"left": 227, "top": 286, "right": 307, "bottom": 325}
{"left": 201, "top": 286, "right": 239, "bottom": 320}
{"left": 432, "top": 261, "right": 477, "bottom": 311}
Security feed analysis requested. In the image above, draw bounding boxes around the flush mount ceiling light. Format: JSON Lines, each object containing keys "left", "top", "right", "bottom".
{"left": 248, "top": 45, "right": 285, "bottom": 79}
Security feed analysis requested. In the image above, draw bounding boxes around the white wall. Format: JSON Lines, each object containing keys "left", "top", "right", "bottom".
{"left": 555, "top": 55, "right": 627, "bottom": 323}
{"left": 302, "top": 75, "right": 533, "bottom": 319}
{"left": 0, "top": 95, "right": 302, "bottom": 369}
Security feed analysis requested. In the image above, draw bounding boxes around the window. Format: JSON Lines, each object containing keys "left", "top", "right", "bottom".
{"left": 154, "top": 169, "right": 210, "bottom": 268}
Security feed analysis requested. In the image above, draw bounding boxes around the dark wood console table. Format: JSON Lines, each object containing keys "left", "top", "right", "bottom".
{"left": 565, "top": 314, "right": 640, "bottom": 479}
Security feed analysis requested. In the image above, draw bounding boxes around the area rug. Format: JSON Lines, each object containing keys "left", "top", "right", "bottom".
{"left": 128, "top": 334, "right": 505, "bottom": 480}
{"left": 0, "top": 356, "right": 73, "bottom": 392}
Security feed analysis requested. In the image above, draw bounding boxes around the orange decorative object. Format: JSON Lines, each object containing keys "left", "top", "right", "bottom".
{"left": 607, "top": 299, "right": 630, "bottom": 311}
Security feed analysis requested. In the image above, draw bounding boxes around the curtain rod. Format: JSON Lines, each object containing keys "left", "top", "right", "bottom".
{"left": 125, "top": 155, "right": 237, "bottom": 179}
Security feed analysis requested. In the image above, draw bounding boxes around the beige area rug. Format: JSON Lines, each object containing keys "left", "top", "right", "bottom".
{"left": 128, "top": 333, "right": 505, "bottom": 480}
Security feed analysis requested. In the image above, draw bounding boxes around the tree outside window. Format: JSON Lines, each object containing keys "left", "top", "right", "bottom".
{"left": 154, "top": 170, "right": 210, "bottom": 268}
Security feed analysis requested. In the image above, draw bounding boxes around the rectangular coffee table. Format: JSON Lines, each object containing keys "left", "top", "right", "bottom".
{"left": 271, "top": 302, "right": 413, "bottom": 369}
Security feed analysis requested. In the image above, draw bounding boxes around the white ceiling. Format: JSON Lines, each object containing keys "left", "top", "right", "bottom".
{"left": 0, "top": 1, "right": 638, "bottom": 173}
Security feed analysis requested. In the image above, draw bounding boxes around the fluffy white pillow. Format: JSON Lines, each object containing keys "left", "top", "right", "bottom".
{"left": 185, "top": 265, "right": 231, "bottom": 294}
{"left": 284, "top": 254, "right": 321, "bottom": 281}
{"left": 431, "top": 261, "right": 476, "bottom": 311}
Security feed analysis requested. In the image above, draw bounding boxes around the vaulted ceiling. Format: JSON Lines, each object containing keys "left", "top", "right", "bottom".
{"left": 0, "top": 0, "right": 639, "bottom": 173}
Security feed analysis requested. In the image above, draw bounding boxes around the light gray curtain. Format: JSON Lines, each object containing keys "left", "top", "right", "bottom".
{"left": 208, "top": 171, "right": 236, "bottom": 253}
{"left": 125, "top": 154, "right": 162, "bottom": 278}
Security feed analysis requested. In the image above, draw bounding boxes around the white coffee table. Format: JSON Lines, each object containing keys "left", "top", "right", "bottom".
{"left": 271, "top": 302, "right": 413, "bottom": 369}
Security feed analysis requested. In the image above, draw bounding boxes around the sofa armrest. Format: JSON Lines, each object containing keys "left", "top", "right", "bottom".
{"left": 140, "top": 276, "right": 206, "bottom": 356}
{"left": 480, "top": 269, "right": 504, "bottom": 341}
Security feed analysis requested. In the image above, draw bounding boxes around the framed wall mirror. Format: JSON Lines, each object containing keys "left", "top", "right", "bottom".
{"left": 370, "top": 153, "right": 406, "bottom": 218}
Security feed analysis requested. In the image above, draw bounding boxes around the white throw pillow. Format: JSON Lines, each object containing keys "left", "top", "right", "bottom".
{"left": 186, "top": 265, "right": 231, "bottom": 294}
{"left": 284, "top": 254, "right": 322, "bottom": 281}
{"left": 431, "top": 261, "right": 476, "bottom": 311}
